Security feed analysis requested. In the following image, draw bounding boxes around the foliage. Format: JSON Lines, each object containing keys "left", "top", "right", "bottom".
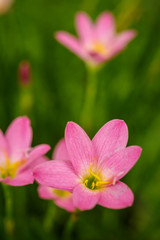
{"left": 0, "top": 0, "right": 160, "bottom": 239}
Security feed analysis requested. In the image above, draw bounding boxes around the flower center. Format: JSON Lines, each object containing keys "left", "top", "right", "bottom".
{"left": 83, "top": 175, "right": 99, "bottom": 190}
{"left": 83, "top": 163, "right": 112, "bottom": 191}
{"left": 53, "top": 189, "right": 71, "bottom": 198}
{"left": 0, "top": 152, "right": 26, "bottom": 179}
{"left": 88, "top": 42, "right": 108, "bottom": 57}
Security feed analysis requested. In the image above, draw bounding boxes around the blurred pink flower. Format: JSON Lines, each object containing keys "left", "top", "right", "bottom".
{"left": 55, "top": 12, "right": 136, "bottom": 66}
{"left": 34, "top": 120, "right": 142, "bottom": 211}
{"left": 38, "top": 139, "right": 76, "bottom": 212}
{"left": 18, "top": 61, "right": 31, "bottom": 86}
{"left": 0, "top": 116, "right": 50, "bottom": 186}
{"left": 0, "top": 0, "right": 14, "bottom": 15}
{"left": 38, "top": 185, "right": 75, "bottom": 212}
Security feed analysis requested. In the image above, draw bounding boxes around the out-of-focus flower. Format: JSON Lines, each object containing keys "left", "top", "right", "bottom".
{"left": 34, "top": 120, "right": 142, "bottom": 211}
{"left": 38, "top": 185, "right": 75, "bottom": 212}
{"left": 0, "top": 0, "right": 14, "bottom": 15}
{"left": 38, "top": 139, "right": 76, "bottom": 212}
{"left": 18, "top": 61, "right": 31, "bottom": 87}
{"left": 0, "top": 116, "right": 50, "bottom": 186}
{"left": 55, "top": 12, "right": 136, "bottom": 66}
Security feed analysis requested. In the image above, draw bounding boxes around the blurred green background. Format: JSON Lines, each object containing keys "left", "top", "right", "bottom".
{"left": 0, "top": 0, "right": 160, "bottom": 239}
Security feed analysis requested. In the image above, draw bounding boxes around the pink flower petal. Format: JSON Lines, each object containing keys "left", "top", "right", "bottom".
{"left": 4, "top": 170, "right": 34, "bottom": 186}
{"left": 99, "top": 146, "right": 142, "bottom": 180}
{"left": 65, "top": 122, "right": 95, "bottom": 175}
{"left": 110, "top": 30, "right": 136, "bottom": 57}
{"left": 0, "top": 129, "right": 8, "bottom": 152}
{"left": 55, "top": 195, "right": 75, "bottom": 212}
{"left": 38, "top": 185, "right": 75, "bottom": 212}
{"left": 26, "top": 144, "right": 50, "bottom": 166}
{"left": 5, "top": 116, "right": 32, "bottom": 162}
{"left": 29, "top": 144, "right": 50, "bottom": 161}
{"left": 52, "top": 139, "right": 69, "bottom": 160}
{"left": 34, "top": 160, "right": 78, "bottom": 192}
{"left": 95, "top": 12, "right": 115, "bottom": 43}
{"left": 92, "top": 119, "right": 128, "bottom": 161}
{"left": 0, "top": 129, "right": 9, "bottom": 163}
{"left": 38, "top": 185, "right": 55, "bottom": 200}
{"left": 98, "top": 181, "right": 134, "bottom": 209}
{"left": 75, "top": 12, "right": 93, "bottom": 44}
{"left": 23, "top": 156, "right": 48, "bottom": 172}
{"left": 55, "top": 31, "right": 87, "bottom": 60}
{"left": 73, "top": 183, "right": 100, "bottom": 210}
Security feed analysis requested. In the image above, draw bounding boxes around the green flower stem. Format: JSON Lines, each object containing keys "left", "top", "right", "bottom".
{"left": 43, "top": 201, "right": 56, "bottom": 233}
{"left": 18, "top": 87, "right": 34, "bottom": 115}
{"left": 63, "top": 211, "right": 80, "bottom": 240}
{"left": 2, "top": 184, "right": 14, "bottom": 236}
{"left": 81, "top": 65, "right": 99, "bottom": 131}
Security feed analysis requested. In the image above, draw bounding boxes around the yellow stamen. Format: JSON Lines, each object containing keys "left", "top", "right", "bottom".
{"left": 91, "top": 182, "right": 95, "bottom": 190}
{"left": 0, "top": 151, "right": 26, "bottom": 178}
{"left": 83, "top": 162, "right": 114, "bottom": 191}
{"left": 4, "top": 151, "right": 10, "bottom": 166}
{"left": 91, "top": 42, "right": 107, "bottom": 56}
{"left": 0, "top": 167, "right": 7, "bottom": 175}
{"left": 88, "top": 162, "right": 101, "bottom": 181}
{"left": 96, "top": 180, "right": 112, "bottom": 187}
{"left": 84, "top": 179, "right": 88, "bottom": 185}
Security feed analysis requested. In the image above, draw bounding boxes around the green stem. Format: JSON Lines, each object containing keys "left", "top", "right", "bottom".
{"left": 81, "top": 65, "right": 99, "bottom": 131}
{"left": 2, "top": 184, "right": 14, "bottom": 237}
{"left": 63, "top": 211, "right": 79, "bottom": 240}
{"left": 43, "top": 201, "right": 56, "bottom": 233}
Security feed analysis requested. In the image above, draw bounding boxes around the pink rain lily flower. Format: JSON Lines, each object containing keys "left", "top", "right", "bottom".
{"left": 38, "top": 139, "right": 75, "bottom": 212}
{"left": 0, "top": 0, "right": 14, "bottom": 15}
{"left": 0, "top": 116, "right": 50, "bottom": 186}
{"left": 38, "top": 186, "right": 75, "bottom": 212}
{"left": 55, "top": 12, "right": 136, "bottom": 66}
{"left": 34, "top": 120, "right": 142, "bottom": 211}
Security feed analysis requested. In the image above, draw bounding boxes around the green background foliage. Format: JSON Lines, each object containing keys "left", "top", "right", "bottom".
{"left": 0, "top": 0, "right": 160, "bottom": 239}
